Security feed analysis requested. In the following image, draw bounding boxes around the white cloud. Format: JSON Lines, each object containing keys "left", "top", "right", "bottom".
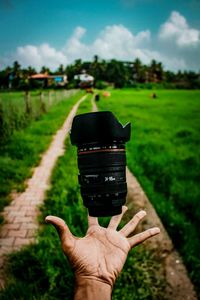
{"left": 91, "top": 25, "right": 151, "bottom": 60}
{"left": 63, "top": 27, "right": 90, "bottom": 60}
{"left": 73, "top": 26, "right": 86, "bottom": 39}
{"left": 15, "top": 43, "right": 68, "bottom": 70}
{"left": 157, "top": 11, "right": 200, "bottom": 70}
{"left": 0, "top": 12, "right": 200, "bottom": 72}
{"left": 159, "top": 11, "right": 200, "bottom": 47}
{"left": 1, "top": 24, "right": 152, "bottom": 71}
{"left": 63, "top": 24, "right": 151, "bottom": 62}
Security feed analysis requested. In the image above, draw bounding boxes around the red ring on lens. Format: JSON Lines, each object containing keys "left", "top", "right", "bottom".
{"left": 78, "top": 148, "right": 125, "bottom": 155}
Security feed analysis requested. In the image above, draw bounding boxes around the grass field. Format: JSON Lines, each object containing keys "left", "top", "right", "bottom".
{"left": 0, "top": 95, "right": 164, "bottom": 300}
{"left": 97, "top": 89, "right": 200, "bottom": 295}
{"left": 0, "top": 90, "right": 83, "bottom": 223}
{"left": 1, "top": 88, "right": 199, "bottom": 299}
{"left": 0, "top": 90, "right": 77, "bottom": 143}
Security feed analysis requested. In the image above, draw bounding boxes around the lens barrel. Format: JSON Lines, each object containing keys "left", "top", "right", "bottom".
{"left": 70, "top": 111, "right": 131, "bottom": 217}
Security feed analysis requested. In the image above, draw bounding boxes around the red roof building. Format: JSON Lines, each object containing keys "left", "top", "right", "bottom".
{"left": 29, "top": 73, "right": 67, "bottom": 87}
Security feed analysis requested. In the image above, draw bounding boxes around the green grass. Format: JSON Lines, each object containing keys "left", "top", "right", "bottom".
{"left": 97, "top": 89, "right": 200, "bottom": 296}
{"left": 0, "top": 90, "right": 77, "bottom": 143}
{"left": 0, "top": 94, "right": 165, "bottom": 300}
{"left": 0, "top": 90, "right": 83, "bottom": 223}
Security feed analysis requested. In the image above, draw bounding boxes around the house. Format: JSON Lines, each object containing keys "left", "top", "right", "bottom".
{"left": 29, "top": 73, "right": 67, "bottom": 88}
{"left": 74, "top": 72, "right": 94, "bottom": 88}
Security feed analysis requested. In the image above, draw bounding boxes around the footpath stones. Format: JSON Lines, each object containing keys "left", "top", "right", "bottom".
{"left": 0, "top": 95, "right": 87, "bottom": 289}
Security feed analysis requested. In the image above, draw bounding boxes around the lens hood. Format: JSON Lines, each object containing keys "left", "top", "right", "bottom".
{"left": 70, "top": 111, "right": 131, "bottom": 145}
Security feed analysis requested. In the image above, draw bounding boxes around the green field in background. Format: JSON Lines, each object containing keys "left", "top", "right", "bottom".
{"left": 98, "top": 89, "right": 200, "bottom": 295}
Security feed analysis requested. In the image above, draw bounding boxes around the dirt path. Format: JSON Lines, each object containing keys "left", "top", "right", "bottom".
{"left": 0, "top": 94, "right": 87, "bottom": 288}
{"left": 126, "top": 169, "right": 197, "bottom": 300}
{"left": 92, "top": 95, "right": 197, "bottom": 299}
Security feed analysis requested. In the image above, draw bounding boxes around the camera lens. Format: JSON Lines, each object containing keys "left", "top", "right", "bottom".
{"left": 70, "top": 111, "right": 131, "bottom": 217}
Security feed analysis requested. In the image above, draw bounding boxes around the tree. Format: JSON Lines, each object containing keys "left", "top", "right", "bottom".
{"left": 40, "top": 66, "right": 51, "bottom": 74}
{"left": 66, "top": 64, "right": 76, "bottom": 81}
{"left": 93, "top": 55, "right": 99, "bottom": 64}
{"left": 132, "top": 58, "right": 146, "bottom": 83}
{"left": 133, "top": 58, "right": 142, "bottom": 81}
{"left": 149, "top": 60, "right": 164, "bottom": 82}
{"left": 106, "top": 60, "right": 127, "bottom": 88}
{"left": 74, "top": 59, "right": 82, "bottom": 74}
{"left": 0, "top": 56, "right": 199, "bottom": 91}
{"left": 27, "top": 66, "right": 36, "bottom": 76}
{"left": 0, "top": 66, "right": 12, "bottom": 89}
{"left": 156, "top": 62, "right": 164, "bottom": 82}
{"left": 165, "top": 70, "right": 176, "bottom": 83}
{"left": 13, "top": 61, "right": 21, "bottom": 75}
{"left": 90, "top": 55, "right": 102, "bottom": 81}
{"left": 12, "top": 61, "right": 22, "bottom": 89}
{"left": 57, "top": 64, "right": 65, "bottom": 74}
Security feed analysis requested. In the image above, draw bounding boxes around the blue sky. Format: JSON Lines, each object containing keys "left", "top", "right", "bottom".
{"left": 0, "top": 0, "right": 200, "bottom": 71}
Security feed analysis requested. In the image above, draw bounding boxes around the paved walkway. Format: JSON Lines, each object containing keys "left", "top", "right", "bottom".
{"left": 0, "top": 94, "right": 87, "bottom": 288}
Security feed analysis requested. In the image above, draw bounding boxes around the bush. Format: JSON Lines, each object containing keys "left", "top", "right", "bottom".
{"left": 95, "top": 80, "right": 109, "bottom": 89}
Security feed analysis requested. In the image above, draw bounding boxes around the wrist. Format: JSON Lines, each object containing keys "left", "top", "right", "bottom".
{"left": 74, "top": 276, "right": 112, "bottom": 300}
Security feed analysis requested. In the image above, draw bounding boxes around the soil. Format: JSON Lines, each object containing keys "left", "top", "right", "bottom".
{"left": 126, "top": 168, "right": 197, "bottom": 300}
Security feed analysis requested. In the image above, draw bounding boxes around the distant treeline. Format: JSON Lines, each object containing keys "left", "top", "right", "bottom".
{"left": 0, "top": 56, "right": 200, "bottom": 90}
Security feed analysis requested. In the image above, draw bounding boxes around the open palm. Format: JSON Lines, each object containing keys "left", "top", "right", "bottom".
{"left": 46, "top": 206, "right": 160, "bottom": 287}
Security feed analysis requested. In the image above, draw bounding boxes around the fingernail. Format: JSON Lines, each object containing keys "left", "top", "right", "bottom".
{"left": 138, "top": 210, "right": 146, "bottom": 217}
{"left": 45, "top": 216, "right": 51, "bottom": 223}
{"left": 122, "top": 206, "right": 128, "bottom": 212}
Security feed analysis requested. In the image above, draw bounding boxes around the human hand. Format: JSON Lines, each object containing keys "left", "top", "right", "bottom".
{"left": 45, "top": 206, "right": 160, "bottom": 289}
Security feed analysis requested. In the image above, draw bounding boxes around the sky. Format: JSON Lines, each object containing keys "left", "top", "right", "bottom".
{"left": 0, "top": 0, "right": 200, "bottom": 71}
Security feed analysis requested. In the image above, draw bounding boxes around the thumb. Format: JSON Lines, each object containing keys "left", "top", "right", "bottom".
{"left": 45, "top": 216, "right": 73, "bottom": 244}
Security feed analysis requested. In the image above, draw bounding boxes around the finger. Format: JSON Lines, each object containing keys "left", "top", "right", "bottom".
{"left": 108, "top": 206, "right": 128, "bottom": 230}
{"left": 119, "top": 210, "right": 146, "bottom": 237}
{"left": 128, "top": 227, "right": 160, "bottom": 248}
{"left": 45, "top": 216, "right": 74, "bottom": 245}
{"left": 88, "top": 214, "right": 99, "bottom": 228}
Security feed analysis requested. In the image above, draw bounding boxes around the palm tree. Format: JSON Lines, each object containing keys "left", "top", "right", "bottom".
{"left": 12, "top": 61, "right": 22, "bottom": 88}
{"left": 0, "top": 66, "right": 12, "bottom": 89}
{"left": 149, "top": 60, "right": 164, "bottom": 82}
{"left": 40, "top": 66, "right": 51, "bottom": 74}
{"left": 149, "top": 59, "right": 157, "bottom": 82}
{"left": 93, "top": 55, "right": 99, "bottom": 64}
{"left": 74, "top": 59, "right": 82, "bottom": 74}
{"left": 90, "top": 55, "right": 102, "bottom": 81}
{"left": 57, "top": 64, "right": 65, "bottom": 74}
{"left": 13, "top": 61, "right": 21, "bottom": 75}
{"left": 106, "top": 60, "right": 127, "bottom": 88}
{"left": 27, "top": 66, "right": 36, "bottom": 76}
{"left": 156, "top": 62, "right": 164, "bottom": 81}
{"left": 133, "top": 58, "right": 143, "bottom": 82}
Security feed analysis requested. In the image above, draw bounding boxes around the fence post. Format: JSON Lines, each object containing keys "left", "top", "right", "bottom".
{"left": 48, "top": 90, "right": 52, "bottom": 107}
{"left": 24, "top": 91, "right": 32, "bottom": 115}
{"left": 40, "top": 91, "right": 46, "bottom": 113}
